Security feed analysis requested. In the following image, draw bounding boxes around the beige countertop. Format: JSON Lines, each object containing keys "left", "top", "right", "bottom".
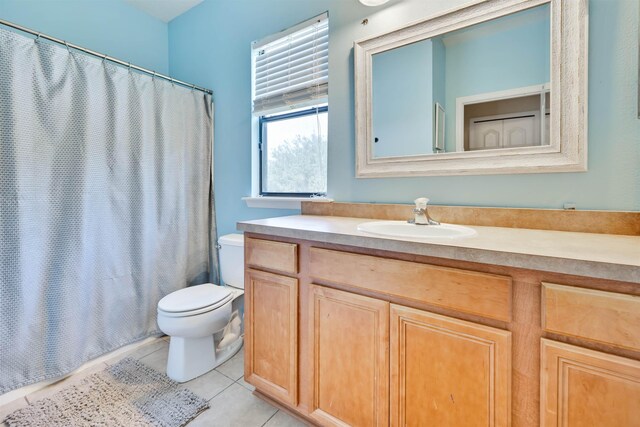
{"left": 237, "top": 215, "right": 640, "bottom": 283}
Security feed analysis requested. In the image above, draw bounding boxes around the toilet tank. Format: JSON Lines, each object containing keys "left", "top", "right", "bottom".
{"left": 218, "top": 234, "right": 244, "bottom": 288}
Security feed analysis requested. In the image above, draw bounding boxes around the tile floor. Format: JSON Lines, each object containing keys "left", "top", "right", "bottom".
{"left": 0, "top": 337, "right": 307, "bottom": 427}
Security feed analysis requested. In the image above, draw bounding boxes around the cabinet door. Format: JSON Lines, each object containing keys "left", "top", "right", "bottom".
{"left": 308, "top": 285, "right": 389, "bottom": 427}
{"left": 469, "top": 120, "right": 502, "bottom": 151}
{"left": 390, "top": 304, "right": 511, "bottom": 427}
{"left": 541, "top": 339, "right": 640, "bottom": 427}
{"left": 502, "top": 116, "right": 537, "bottom": 148}
{"left": 245, "top": 269, "right": 298, "bottom": 406}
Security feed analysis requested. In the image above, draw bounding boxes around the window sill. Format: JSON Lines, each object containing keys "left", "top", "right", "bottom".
{"left": 242, "top": 196, "right": 333, "bottom": 210}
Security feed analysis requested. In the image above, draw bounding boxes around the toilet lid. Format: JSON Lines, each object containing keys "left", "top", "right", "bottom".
{"left": 158, "top": 284, "right": 232, "bottom": 313}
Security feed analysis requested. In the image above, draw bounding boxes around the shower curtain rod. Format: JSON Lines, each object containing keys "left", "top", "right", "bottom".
{"left": 0, "top": 18, "right": 213, "bottom": 96}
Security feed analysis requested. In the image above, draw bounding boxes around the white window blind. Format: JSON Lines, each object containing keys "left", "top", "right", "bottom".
{"left": 252, "top": 12, "right": 328, "bottom": 115}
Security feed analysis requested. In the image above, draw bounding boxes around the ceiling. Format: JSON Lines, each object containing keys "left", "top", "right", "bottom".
{"left": 125, "top": 0, "right": 204, "bottom": 23}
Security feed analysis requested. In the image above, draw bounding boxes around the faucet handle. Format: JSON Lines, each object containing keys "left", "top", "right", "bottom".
{"left": 411, "top": 197, "right": 440, "bottom": 226}
{"left": 414, "top": 197, "right": 430, "bottom": 209}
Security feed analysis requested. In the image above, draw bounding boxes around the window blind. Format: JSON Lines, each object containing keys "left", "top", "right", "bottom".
{"left": 252, "top": 12, "right": 328, "bottom": 115}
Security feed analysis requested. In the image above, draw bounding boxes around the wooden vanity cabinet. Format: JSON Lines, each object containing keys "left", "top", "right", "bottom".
{"left": 245, "top": 235, "right": 514, "bottom": 426}
{"left": 244, "top": 234, "right": 640, "bottom": 427}
{"left": 245, "top": 268, "right": 298, "bottom": 406}
{"left": 541, "top": 339, "right": 640, "bottom": 427}
{"left": 305, "top": 287, "right": 512, "bottom": 427}
{"left": 390, "top": 305, "right": 511, "bottom": 427}
{"left": 541, "top": 282, "right": 640, "bottom": 352}
{"left": 307, "top": 285, "right": 389, "bottom": 426}
{"left": 305, "top": 248, "right": 513, "bottom": 427}
{"left": 540, "top": 283, "right": 640, "bottom": 427}
{"left": 244, "top": 237, "right": 299, "bottom": 407}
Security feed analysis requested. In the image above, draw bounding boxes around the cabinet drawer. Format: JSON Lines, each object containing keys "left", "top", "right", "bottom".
{"left": 542, "top": 282, "right": 640, "bottom": 351}
{"left": 246, "top": 237, "right": 298, "bottom": 275}
{"left": 309, "top": 247, "right": 512, "bottom": 322}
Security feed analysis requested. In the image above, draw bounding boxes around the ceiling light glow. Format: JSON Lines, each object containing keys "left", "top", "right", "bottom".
{"left": 359, "top": 0, "right": 390, "bottom": 6}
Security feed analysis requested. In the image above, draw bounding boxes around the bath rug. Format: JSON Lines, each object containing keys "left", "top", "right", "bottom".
{"left": 2, "top": 357, "right": 209, "bottom": 427}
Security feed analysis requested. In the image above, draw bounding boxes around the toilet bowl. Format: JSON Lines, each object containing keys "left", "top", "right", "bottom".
{"left": 157, "top": 234, "right": 245, "bottom": 382}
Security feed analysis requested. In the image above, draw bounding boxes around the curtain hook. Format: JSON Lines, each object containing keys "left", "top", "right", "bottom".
{"left": 191, "top": 84, "right": 196, "bottom": 91}
{"left": 64, "top": 41, "right": 70, "bottom": 52}
{"left": 152, "top": 71, "right": 157, "bottom": 80}
{"left": 128, "top": 62, "right": 132, "bottom": 73}
{"left": 35, "top": 33, "right": 41, "bottom": 43}
{"left": 102, "top": 54, "right": 107, "bottom": 63}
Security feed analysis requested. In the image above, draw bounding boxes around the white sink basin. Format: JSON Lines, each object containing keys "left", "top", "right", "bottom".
{"left": 357, "top": 221, "right": 477, "bottom": 240}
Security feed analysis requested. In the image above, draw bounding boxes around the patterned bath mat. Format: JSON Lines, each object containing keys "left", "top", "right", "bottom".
{"left": 3, "top": 357, "right": 209, "bottom": 427}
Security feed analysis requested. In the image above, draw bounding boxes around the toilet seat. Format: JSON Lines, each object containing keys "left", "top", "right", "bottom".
{"left": 158, "top": 284, "right": 233, "bottom": 318}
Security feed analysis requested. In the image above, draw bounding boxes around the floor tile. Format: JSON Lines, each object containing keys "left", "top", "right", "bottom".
{"left": 181, "top": 368, "right": 234, "bottom": 401}
{"left": 263, "top": 410, "right": 309, "bottom": 427}
{"left": 138, "top": 344, "right": 169, "bottom": 373}
{"left": 0, "top": 397, "right": 28, "bottom": 423}
{"left": 215, "top": 347, "right": 244, "bottom": 381}
{"left": 236, "top": 375, "right": 255, "bottom": 391}
{"left": 188, "top": 383, "right": 277, "bottom": 427}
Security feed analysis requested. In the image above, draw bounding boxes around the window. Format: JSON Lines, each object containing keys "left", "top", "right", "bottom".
{"left": 260, "top": 105, "right": 328, "bottom": 196}
{"left": 252, "top": 13, "right": 329, "bottom": 197}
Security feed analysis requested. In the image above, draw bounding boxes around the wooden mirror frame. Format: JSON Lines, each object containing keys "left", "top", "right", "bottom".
{"left": 354, "top": 0, "right": 588, "bottom": 177}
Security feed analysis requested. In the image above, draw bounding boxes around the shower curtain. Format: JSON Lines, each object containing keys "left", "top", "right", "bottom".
{"left": 0, "top": 27, "right": 218, "bottom": 394}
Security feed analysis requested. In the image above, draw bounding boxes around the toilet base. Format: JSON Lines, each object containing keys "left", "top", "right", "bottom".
{"left": 166, "top": 336, "right": 215, "bottom": 382}
{"left": 166, "top": 335, "right": 244, "bottom": 383}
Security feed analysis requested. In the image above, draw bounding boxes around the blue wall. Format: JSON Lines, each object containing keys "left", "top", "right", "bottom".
{"left": 170, "top": 0, "right": 640, "bottom": 237}
{"left": 0, "top": 0, "right": 169, "bottom": 73}
{"left": 169, "top": 0, "right": 328, "bottom": 237}
{"left": 432, "top": 38, "right": 446, "bottom": 111}
{"left": 371, "top": 6, "right": 550, "bottom": 157}
{"left": 442, "top": 5, "right": 550, "bottom": 151}
{"left": 1, "top": 0, "right": 638, "bottom": 239}
{"left": 372, "top": 39, "right": 433, "bottom": 158}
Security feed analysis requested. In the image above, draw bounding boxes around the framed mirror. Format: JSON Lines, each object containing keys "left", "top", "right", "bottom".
{"left": 354, "top": 0, "right": 588, "bottom": 177}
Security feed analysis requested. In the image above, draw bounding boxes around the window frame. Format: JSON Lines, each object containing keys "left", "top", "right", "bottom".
{"left": 259, "top": 105, "right": 329, "bottom": 197}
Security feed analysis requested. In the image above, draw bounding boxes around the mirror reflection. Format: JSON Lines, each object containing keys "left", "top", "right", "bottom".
{"left": 371, "top": 4, "right": 550, "bottom": 158}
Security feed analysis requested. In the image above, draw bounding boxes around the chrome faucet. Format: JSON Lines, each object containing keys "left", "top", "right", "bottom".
{"left": 408, "top": 197, "right": 440, "bottom": 225}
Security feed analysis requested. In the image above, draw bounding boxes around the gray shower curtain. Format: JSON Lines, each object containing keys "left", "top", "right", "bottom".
{"left": 0, "top": 27, "right": 218, "bottom": 394}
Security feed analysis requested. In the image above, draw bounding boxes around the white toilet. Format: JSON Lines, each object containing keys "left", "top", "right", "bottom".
{"left": 157, "top": 233, "right": 245, "bottom": 382}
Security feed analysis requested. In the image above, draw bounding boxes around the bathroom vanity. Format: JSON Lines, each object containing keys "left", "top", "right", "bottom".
{"left": 239, "top": 205, "right": 640, "bottom": 427}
